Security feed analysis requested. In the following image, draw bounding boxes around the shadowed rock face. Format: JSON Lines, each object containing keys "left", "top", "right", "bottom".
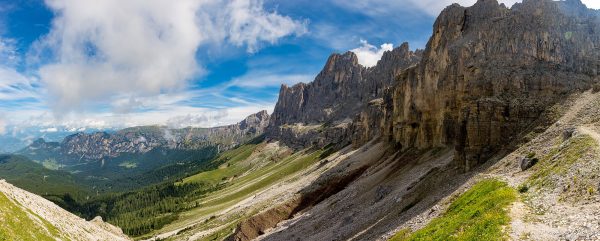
{"left": 390, "top": 0, "right": 599, "bottom": 170}
{"left": 268, "top": 43, "right": 422, "bottom": 149}
{"left": 267, "top": 0, "right": 599, "bottom": 170}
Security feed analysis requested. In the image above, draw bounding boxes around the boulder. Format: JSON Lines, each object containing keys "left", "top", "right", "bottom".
{"left": 520, "top": 157, "right": 539, "bottom": 171}
{"left": 563, "top": 127, "right": 577, "bottom": 141}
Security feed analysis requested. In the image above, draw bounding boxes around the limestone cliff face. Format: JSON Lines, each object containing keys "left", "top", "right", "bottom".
{"left": 268, "top": 44, "right": 422, "bottom": 149}
{"left": 268, "top": 0, "right": 599, "bottom": 170}
{"left": 390, "top": 0, "right": 599, "bottom": 170}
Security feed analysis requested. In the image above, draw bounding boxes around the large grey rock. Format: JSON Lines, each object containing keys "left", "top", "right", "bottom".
{"left": 520, "top": 157, "right": 539, "bottom": 171}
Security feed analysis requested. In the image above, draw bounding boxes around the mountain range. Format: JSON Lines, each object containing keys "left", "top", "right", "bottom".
{"left": 1, "top": 0, "right": 600, "bottom": 240}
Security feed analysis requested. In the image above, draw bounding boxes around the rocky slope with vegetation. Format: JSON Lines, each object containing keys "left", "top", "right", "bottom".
{"left": 0, "top": 179, "right": 129, "bottom": 241}
{"left": 223, "top": 0, "right": 600, "bottom": 240}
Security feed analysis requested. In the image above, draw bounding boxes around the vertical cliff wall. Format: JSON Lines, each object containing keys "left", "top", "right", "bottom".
{"left": 391, "top": 0, "right": 599, "bottom": 170}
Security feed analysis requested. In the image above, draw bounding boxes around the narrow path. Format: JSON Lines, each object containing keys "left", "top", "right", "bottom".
{"left": 579, "top": 126, "right": 600, "bottom": 144}
{"left": 560, "top": 91, "right": 596, "bottom": 123}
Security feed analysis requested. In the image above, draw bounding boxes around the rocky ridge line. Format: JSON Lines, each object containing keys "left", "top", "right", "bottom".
{"left": 23, "top": 110, "right": 269, "bottom": 160}
{"left": 267, "top": 43, "right": 422, "bottom": 149}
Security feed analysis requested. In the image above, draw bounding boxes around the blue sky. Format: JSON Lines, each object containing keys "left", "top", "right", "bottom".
{"left": 0, "top": 0, "right": 598, "bottom": 137}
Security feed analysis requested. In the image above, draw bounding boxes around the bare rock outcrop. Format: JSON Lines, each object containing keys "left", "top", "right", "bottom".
{"left": 390, "top": 0, "right": 599, "bottom": 170}
{"left": 269, "top": 0, "right": 599, "bottom": 171}
{"left": 268, "top": 43, "right": 422, "bottom": 149}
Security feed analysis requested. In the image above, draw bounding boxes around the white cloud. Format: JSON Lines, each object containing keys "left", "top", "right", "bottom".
{"left": 0, "top": 117, "right": 5, "bottom": 135}
{"left": 2, "top": 99, "right": 272, "bottom": 130}
{"left": 166, "top": 109, "right": 229, "bottom": 128}
{"left": 582, "top": 0, "right": 600, "bottom": 9}
{"left": 40, "top": 127, "right": 58, "bottom": 133}
{"left": 221, "top": 0, "right": 308, "bottom": 52}
{"left": 33, "top": 0, "right": 306, "bottom": 112}
{"left": 229, "top": 72, "right": 314, "bottom": 88}
{"left": 350, "top": 40, "right": 393, "bottom": 68}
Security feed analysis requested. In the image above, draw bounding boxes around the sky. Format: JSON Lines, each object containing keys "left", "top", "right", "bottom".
{"left": 0, "top": 0, "right": 599, "bottom": 140}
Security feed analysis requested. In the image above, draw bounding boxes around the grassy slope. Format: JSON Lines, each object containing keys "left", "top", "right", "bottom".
{"left": 181, "top": 144, "right": 258, "bottom": 186}
{"left": 391, "top": 179, "right": 517, "bottom": 241}
{"left": 143, "top": 144, "right": 324, "bottom": 240}
{"left": 199, "top": 151, "right": 323, "bottom": 241}
{"left": 526, "top": 134, "right": 597, "bottom": 192}
{"left": 0, "top": 192, "right": 63, "bottom": 241}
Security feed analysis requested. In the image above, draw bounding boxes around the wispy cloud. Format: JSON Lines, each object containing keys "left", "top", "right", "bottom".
{"left": 0, "top": 116, "right": 5, "bottom": 135}
{"left": 332, "top": 0, "right": 522, "bottom": 17}
{"left": 0, "top": 38, "right": 19, "bottom": 66}
{"left": 228, "top": 72, "right": 314, "bottom": 88}
{"left": 335, "top": 0, "right": 599, "bottom": 18}
{"left": 0, "top": 67, "right": 40, "bottom": 101}
{"left": 3, "top": 103, "right": 272, "bottom": 130}
{"left": 0, "top": 37, "right": 42, "bottom": 102}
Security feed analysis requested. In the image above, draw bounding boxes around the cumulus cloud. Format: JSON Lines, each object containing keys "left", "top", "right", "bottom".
{"left": 350, "top": 40, "right": 393, "bottom": 68}
{"left": 33, "top": 0, "right": 306, "bottom": 112}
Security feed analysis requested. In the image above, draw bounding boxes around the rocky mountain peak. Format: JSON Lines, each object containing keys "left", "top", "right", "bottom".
{"left": 31, "top": 138, "right": 46, "bottom": 146}
{"left": 268, "top": 44, "right": 422, "bottom": 149}
{"left": 321, "top": 51, "right": 360, "bottom": 73}
{"left": 238, "top": 110, "right": 270, "bottom": 134}
{"left": 27, "top": 138, "right": 59, "bottom": 150}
